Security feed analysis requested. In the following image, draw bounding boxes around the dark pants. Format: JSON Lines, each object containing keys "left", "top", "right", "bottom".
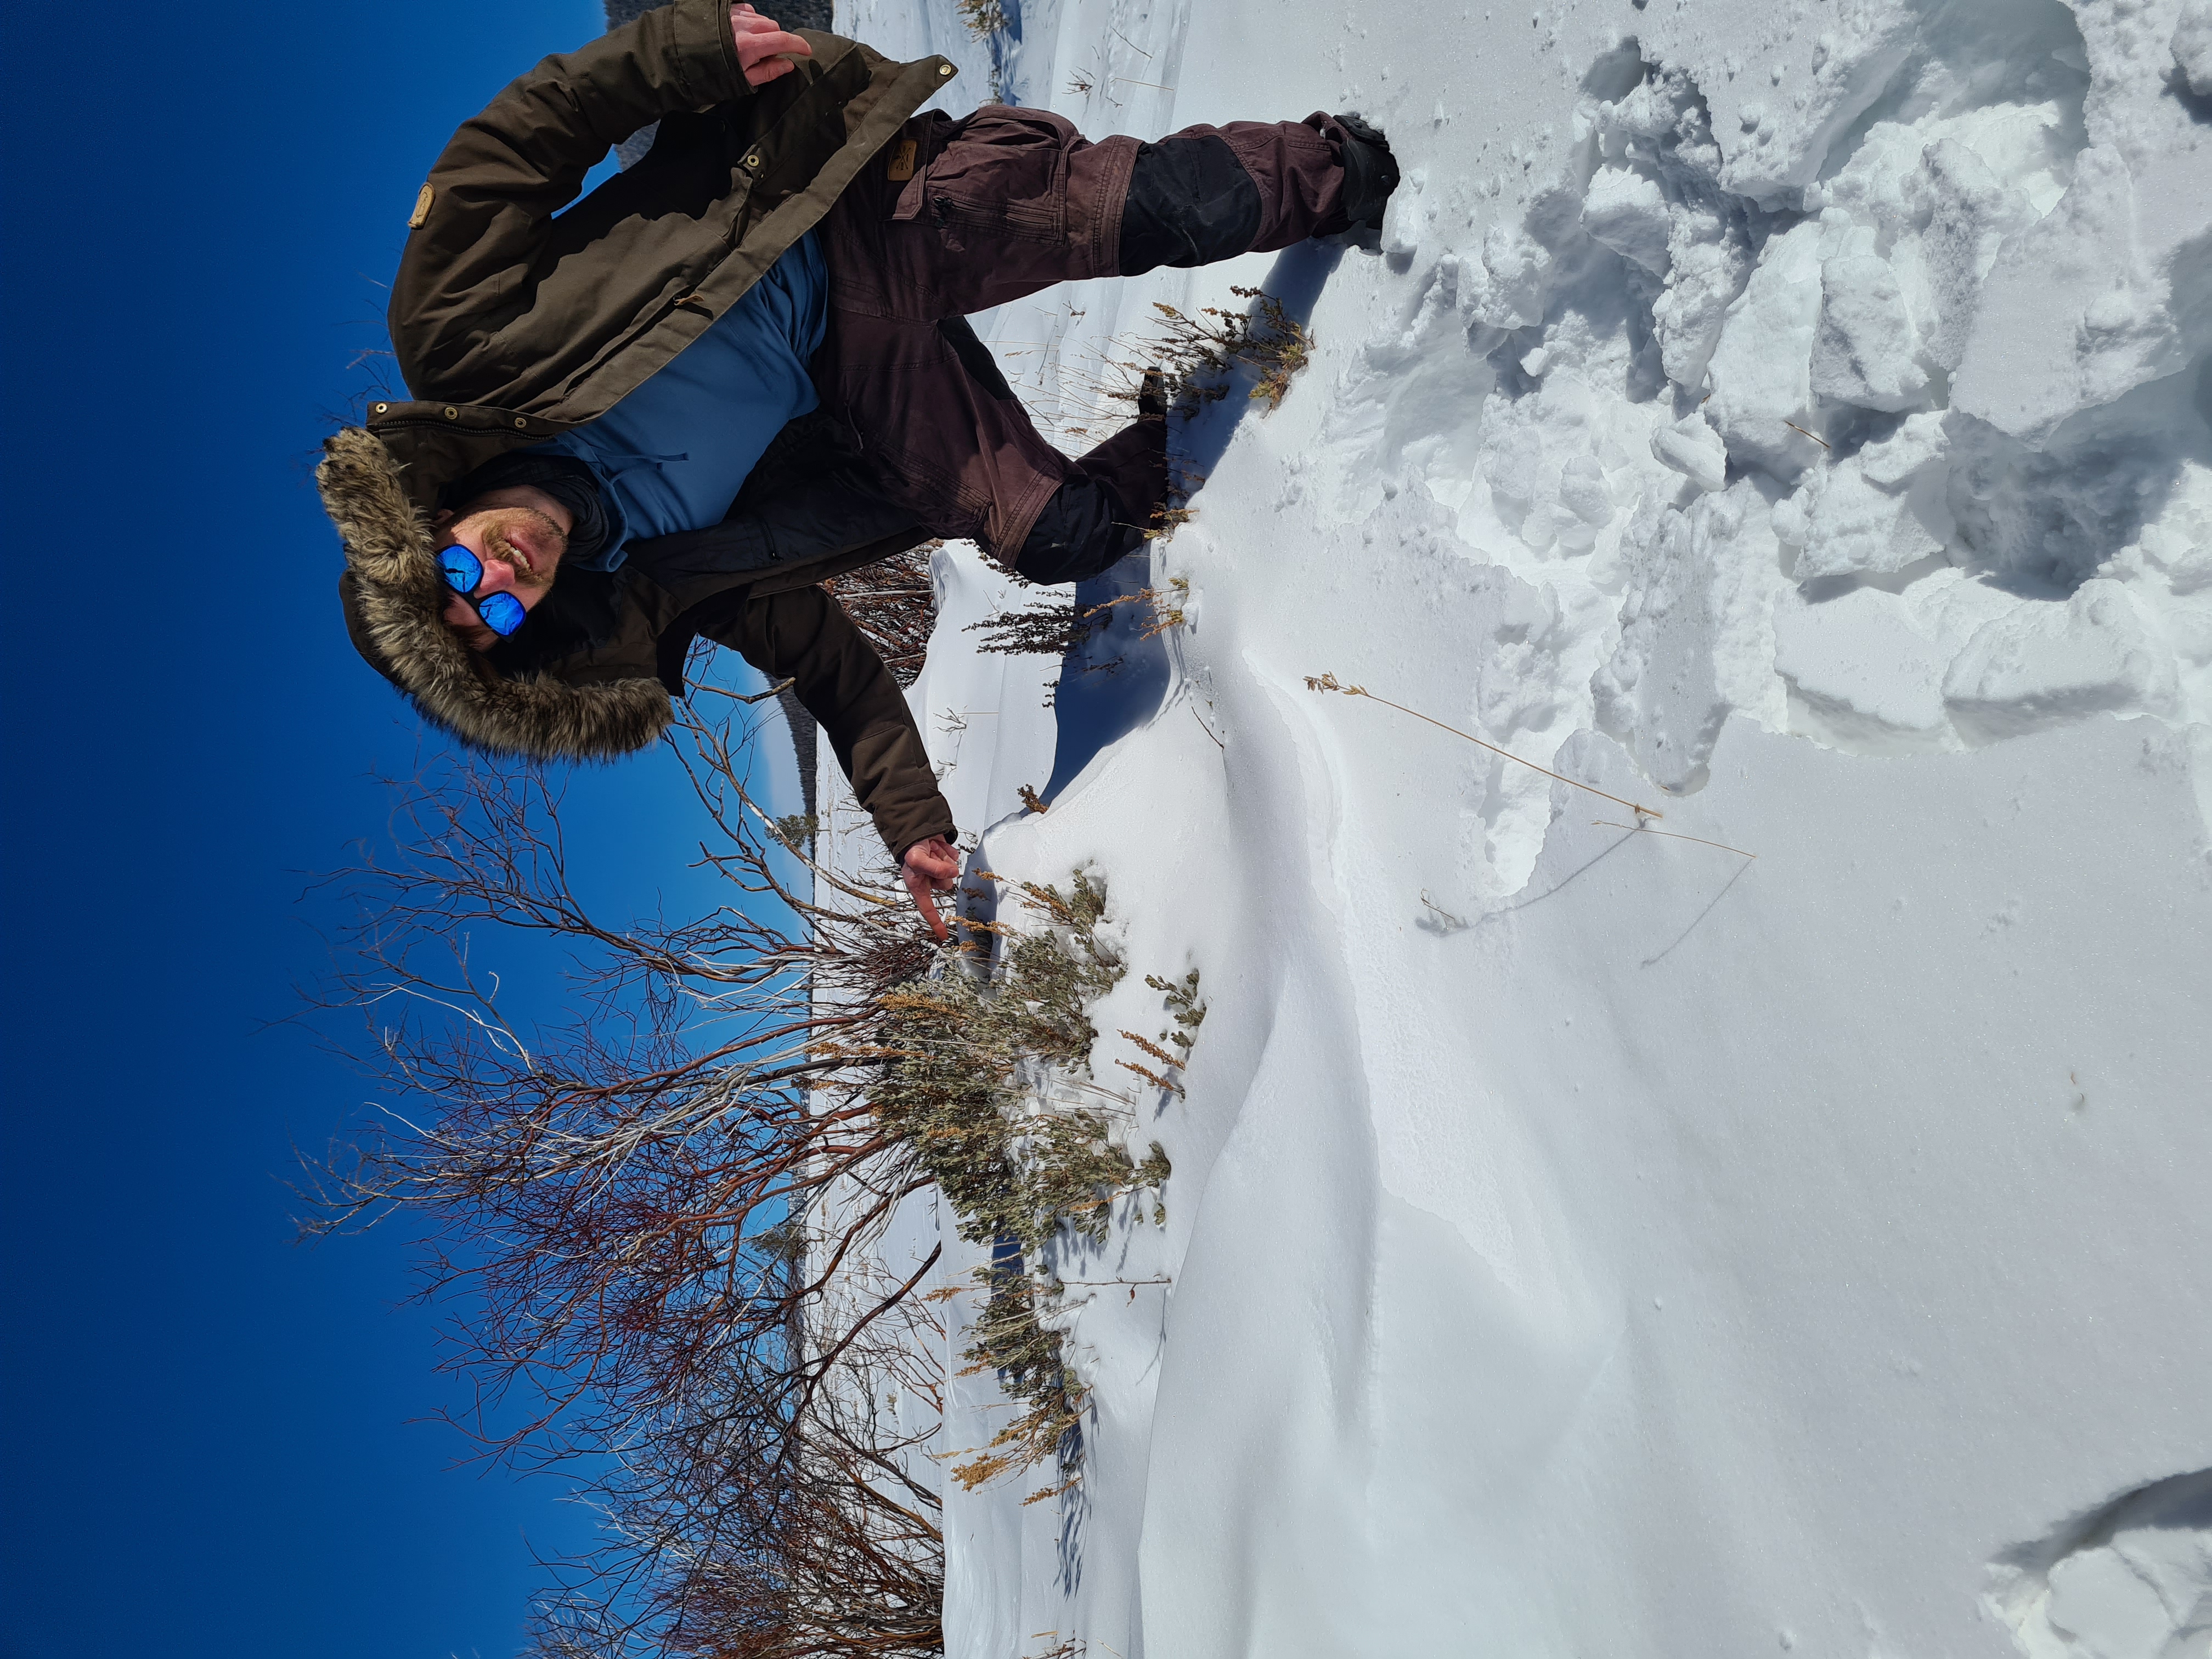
{"left": 817, "top": 107, "right": 1351, "bottom": 582}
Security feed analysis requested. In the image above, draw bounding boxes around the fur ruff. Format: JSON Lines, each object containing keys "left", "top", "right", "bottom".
{"left": 318, "top": 427, "right": 673, "bottom": 760}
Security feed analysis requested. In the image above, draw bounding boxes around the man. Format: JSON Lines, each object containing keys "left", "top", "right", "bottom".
{"left": 321, "top": 0, "right": 1397, "bottom": 936}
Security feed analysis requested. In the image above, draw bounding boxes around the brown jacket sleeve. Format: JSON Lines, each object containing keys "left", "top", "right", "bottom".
{"left": 391, "top": 0, "right": 747, "bottom": 399}
{"left": 703, "top": 587, "right": 956, "bottom": 860}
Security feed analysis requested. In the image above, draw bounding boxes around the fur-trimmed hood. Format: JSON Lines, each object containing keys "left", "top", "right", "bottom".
{"left": 320, "top": 426, "right": 674, "bottom": 761}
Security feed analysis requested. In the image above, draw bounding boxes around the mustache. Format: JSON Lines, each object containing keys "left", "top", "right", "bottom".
{"left": 475, "top": 507, "right": 568, "bottom": 585}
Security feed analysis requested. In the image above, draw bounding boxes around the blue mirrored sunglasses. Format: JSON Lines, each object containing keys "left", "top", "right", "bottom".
{"left": 438, "top": 544, "right": 529, "bottom": 637}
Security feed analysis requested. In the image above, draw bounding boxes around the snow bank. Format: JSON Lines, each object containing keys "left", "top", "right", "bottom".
{"left": 822, "top": 0, "right": 2212, "bottom": 1649}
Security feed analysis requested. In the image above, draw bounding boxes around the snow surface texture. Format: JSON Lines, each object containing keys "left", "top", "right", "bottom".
{"left": 815, "top": 0, "right": 2212, "bottom": 1651}
{"left": 1990, "top": 1470, "right": 2212, "bottom": 1659}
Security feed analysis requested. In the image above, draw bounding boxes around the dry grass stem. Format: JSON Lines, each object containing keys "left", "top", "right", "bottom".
{"left": 1081, "top": 578, "right": 1187, "bottom": 640}
{"left": 1115, "top": 1058, "right": 1184, "bottom": 1097}
{"left": 1591, "top": 820, "right": 1759, "bottom": 859}
{"left": 1304, "top": 672, "right": 1665, "bottom": 820}
{"left": 1118, "top": 1029, "right": 1181, "bottom": 1069}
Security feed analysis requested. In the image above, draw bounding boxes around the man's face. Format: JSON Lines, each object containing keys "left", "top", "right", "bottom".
{"left": 433, "top": 485, "right": 573, "bottom": 651}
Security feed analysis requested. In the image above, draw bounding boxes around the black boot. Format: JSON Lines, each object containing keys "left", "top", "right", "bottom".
{"left": 1014, "top": 380, "right": 1169, "bottom": 585}
{"left": 1332, "top": 114, "right": 1400, "bottom": 233}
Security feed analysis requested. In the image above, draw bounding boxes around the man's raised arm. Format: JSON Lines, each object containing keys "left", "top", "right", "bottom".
{"left": 391, "top": 0, "right": 811, "bottom": 398}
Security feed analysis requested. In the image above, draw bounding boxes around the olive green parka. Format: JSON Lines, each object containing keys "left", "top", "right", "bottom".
{"left": 319, "top": 0, "right": 960, "bottom": 856}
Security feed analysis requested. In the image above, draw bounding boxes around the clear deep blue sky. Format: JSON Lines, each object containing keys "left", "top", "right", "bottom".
{"left": 0, "top": 4, "right": 774, "bottom": 1653}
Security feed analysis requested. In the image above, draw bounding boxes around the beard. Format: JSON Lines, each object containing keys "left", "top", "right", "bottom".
{"left": 462, "top": 505, "right": 568, "bottom": 588}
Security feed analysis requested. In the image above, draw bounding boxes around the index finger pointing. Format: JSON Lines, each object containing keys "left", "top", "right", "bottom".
{"left": 912, "top": 883, "right": 946, "bottom": 940}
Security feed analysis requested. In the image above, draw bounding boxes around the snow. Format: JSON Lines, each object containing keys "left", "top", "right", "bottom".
{"left": 2180, "top": 1, "right": 2212, "bottom": 97}
{"left": 817, "top": 0, "right": 2212, "bottom": 1649}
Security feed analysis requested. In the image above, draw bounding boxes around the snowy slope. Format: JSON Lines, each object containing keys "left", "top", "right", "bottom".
{"left": 821, "top": 0, "right": 2212, "bottom": 1652}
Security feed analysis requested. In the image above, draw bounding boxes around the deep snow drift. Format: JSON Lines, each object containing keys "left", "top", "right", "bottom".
{"left": 817, "top": 0, "right": 2212, "bottom": 1650}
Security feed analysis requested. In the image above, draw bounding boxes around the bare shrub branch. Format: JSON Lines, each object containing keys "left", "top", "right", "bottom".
{"left": 304, "top": 643, "right": 1200, "bottom": 1649}
{"left": 303, "top": 686, "right": 955, "bottom": 1655}
{"left": 822, "top": 544, "right": 939, "bottom": 689}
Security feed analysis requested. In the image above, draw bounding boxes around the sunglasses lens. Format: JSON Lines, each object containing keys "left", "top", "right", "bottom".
{"left": 477, "top": 590, "right": 528, "bottom": 636}
{"left": 438, "top": 545, "right": 484, "bottom": 592}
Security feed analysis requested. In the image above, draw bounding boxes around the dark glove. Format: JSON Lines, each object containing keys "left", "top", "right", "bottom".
{"left": 1332, "top": 113, "right": 1400, "bottom": 232}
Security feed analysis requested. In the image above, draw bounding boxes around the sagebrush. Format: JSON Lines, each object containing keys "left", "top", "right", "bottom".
{"left": 1145, "top": 286, "right": 1313, "bottom": 413}
{"left": 856, "top": 873, "right": 1190, "bottom": 1492}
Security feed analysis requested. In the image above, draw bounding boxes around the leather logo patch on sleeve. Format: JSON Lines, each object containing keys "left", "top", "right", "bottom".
{"left": 408, "top": 183, "right": 433, "bottom": 229}
{"left": 885, "top": 138, "right": 919, "bottom": 182}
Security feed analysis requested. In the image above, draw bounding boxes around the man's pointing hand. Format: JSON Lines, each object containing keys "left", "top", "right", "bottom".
{"left": 900, "top": 835, "right": 961, "bottom": 943}
{"left": 730, "top": 3, "right": 814, "bottom": 86}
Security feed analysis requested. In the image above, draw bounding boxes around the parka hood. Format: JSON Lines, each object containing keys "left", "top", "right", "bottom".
{"left": 319, "top": 426, "right": 673, "bottom": 761}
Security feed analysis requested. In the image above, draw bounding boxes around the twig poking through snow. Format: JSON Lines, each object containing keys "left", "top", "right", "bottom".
{"left": 1590, "top": 820, "right": 1758, "bottom": 859}
{"left": 1305, "top": 672, "right": 1665, "bottom": 819}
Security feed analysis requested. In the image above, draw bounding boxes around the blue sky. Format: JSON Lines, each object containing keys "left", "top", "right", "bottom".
{"left": 0, "top": 4, "right": 777, "bottom": 1653}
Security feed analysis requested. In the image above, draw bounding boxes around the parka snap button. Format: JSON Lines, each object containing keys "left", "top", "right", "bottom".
{"left": 514, "top": 417, "right": 528, "bottom": 429}
{"left": 372, "top": 403, "right": 388, "bottom": 414}
{"left": 938, "top": 63, "right": 953, "bottom": 75}
{"left": 743, "top": 151, "right": 760, "bottom": 169}
{"left": 443, "top": 407, "right": 458, "bottom": 420}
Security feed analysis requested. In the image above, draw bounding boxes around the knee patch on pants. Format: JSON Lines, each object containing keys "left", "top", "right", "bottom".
{"left": 1118, "top": 133, "right": 1264, "bottom": 275}
{"left": 1014, "top": 473, "right": 1144, "bottom": 584}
